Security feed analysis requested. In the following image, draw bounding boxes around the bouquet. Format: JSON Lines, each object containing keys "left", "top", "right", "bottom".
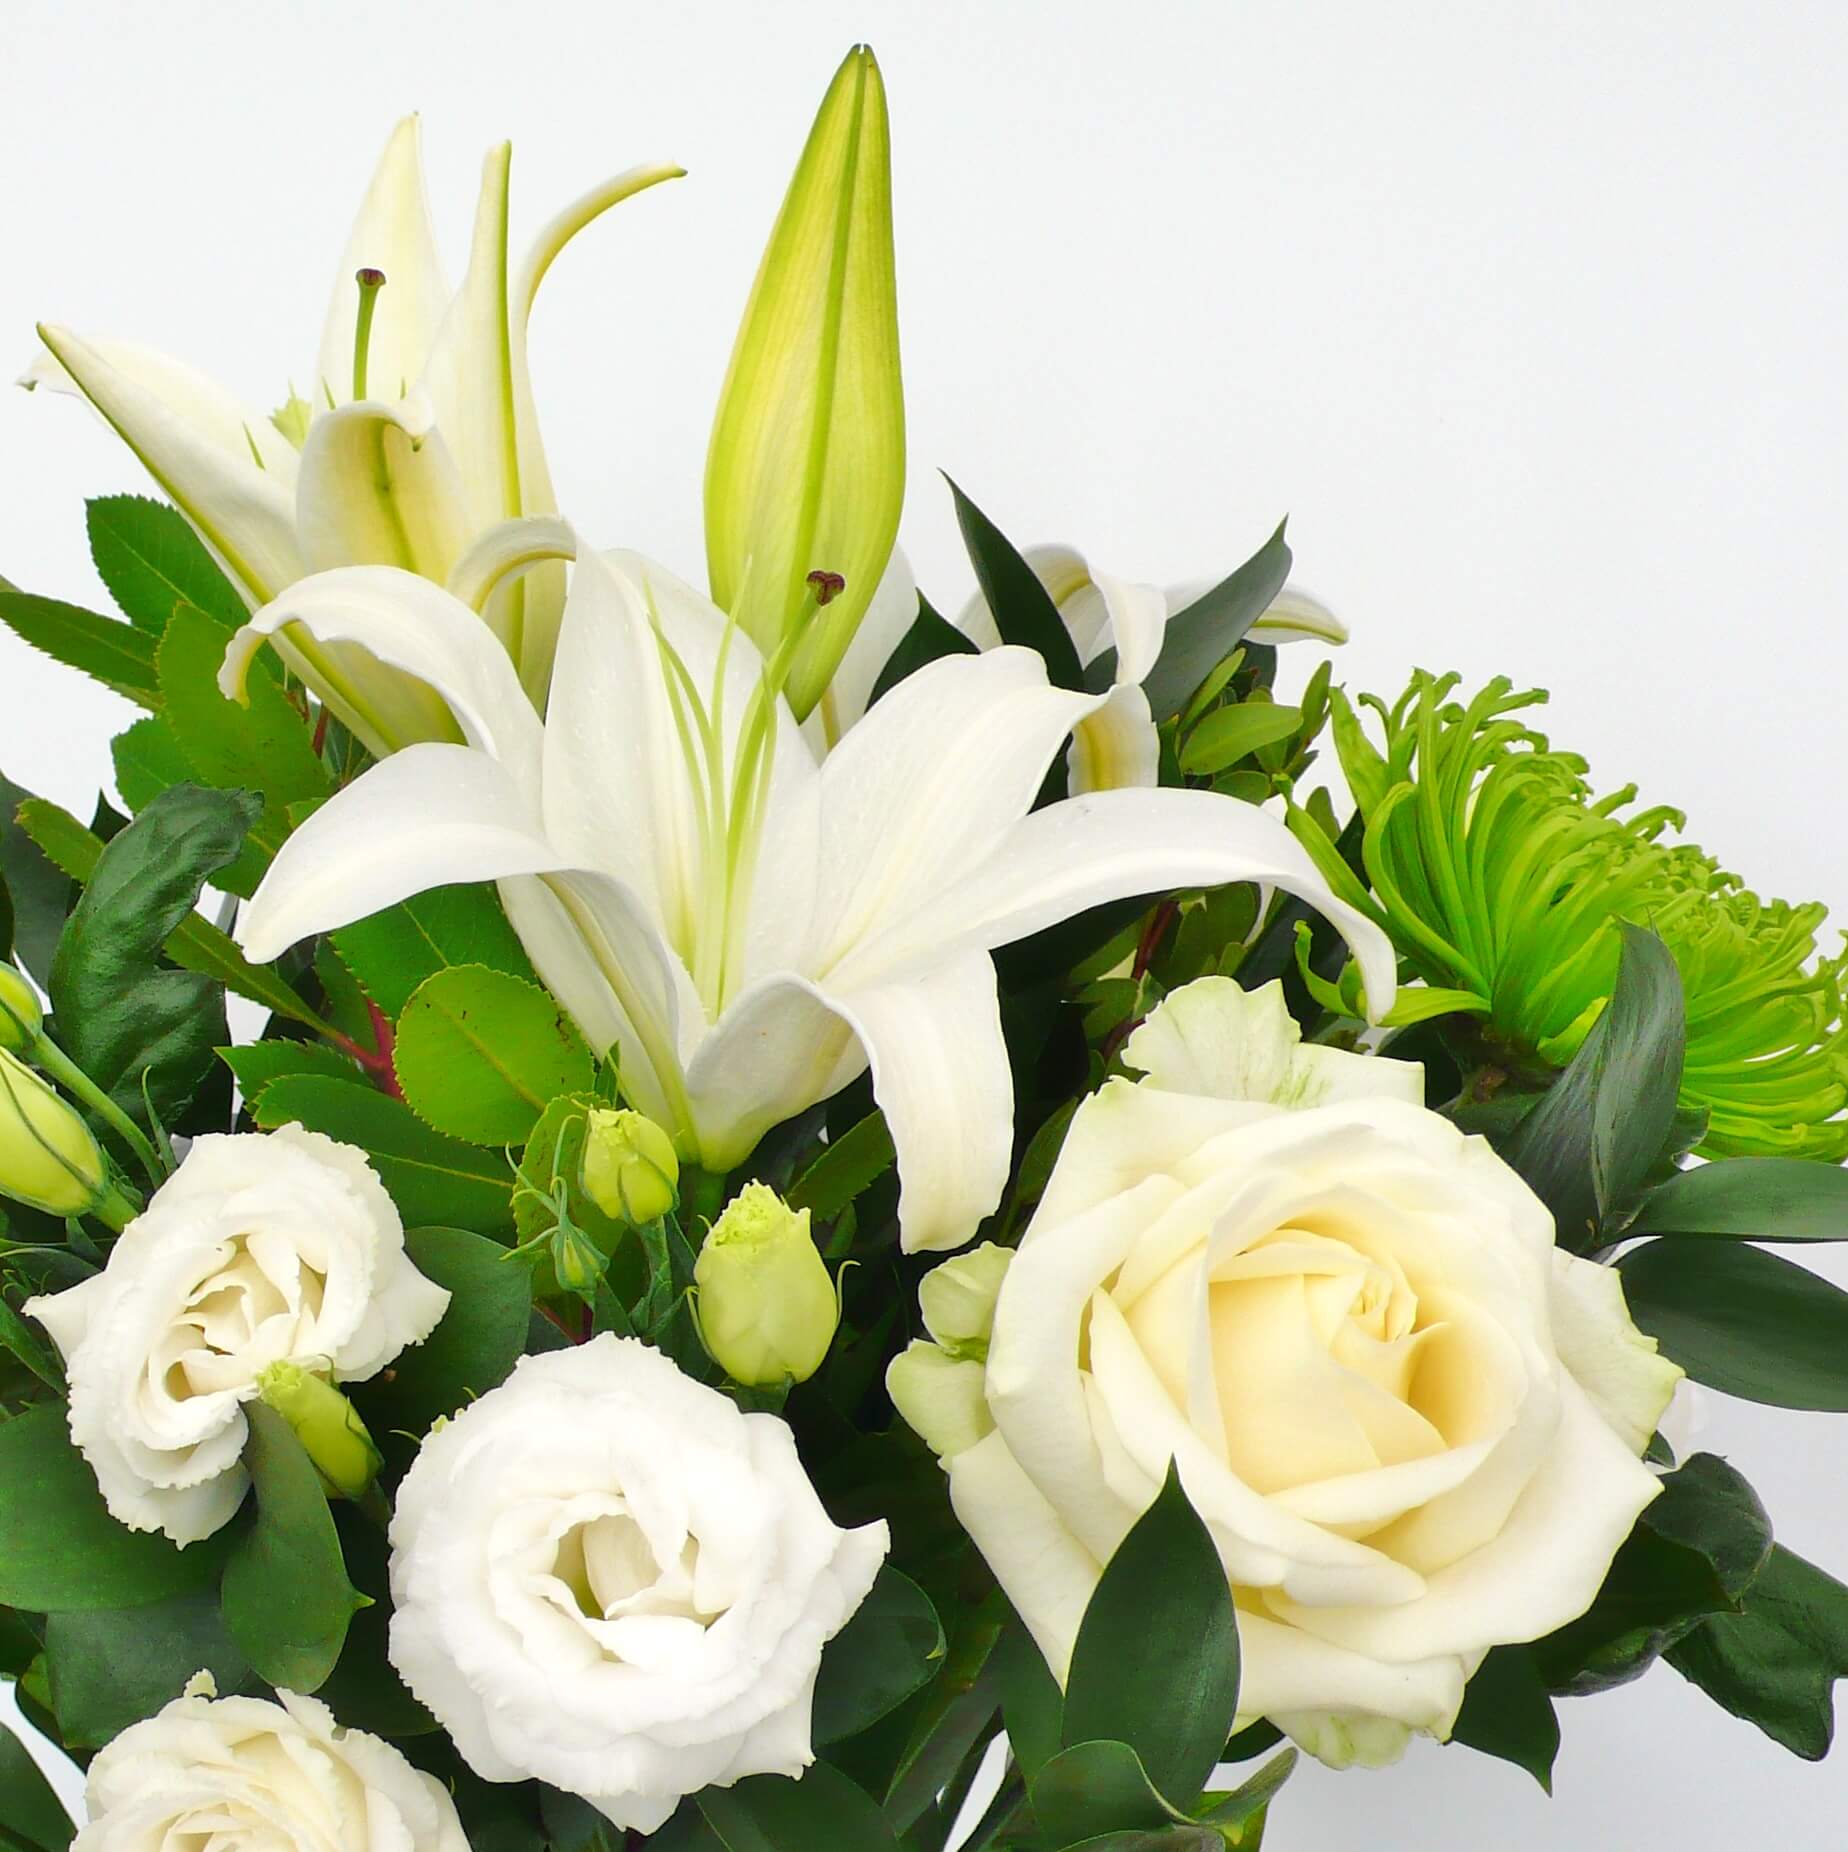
{"left": 2, "top": 44, "right": 1845, "bottom": 1851}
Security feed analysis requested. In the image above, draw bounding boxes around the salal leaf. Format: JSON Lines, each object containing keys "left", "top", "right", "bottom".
{"left": 1629, "top": 1157, "right": 1848, "bottom": 1241}
{"left": 331, "top": 883, "right": 535, "bottom": 1019}
{"left": 945, "top": 476, "right": 1083, "bottom": 691}
{"left": 87, "top": 493, "right": 247, "bottom": 634}
{"left": 0, "top": 589, "right": 160, "bottom": 707}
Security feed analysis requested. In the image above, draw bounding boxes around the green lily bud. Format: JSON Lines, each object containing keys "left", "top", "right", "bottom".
{"left": 580, "top": 1108, "right": 680, "bottom": 1226}
{"left": 0, "top": 963, "right": 42, "bottom": 1055}
{"left": 255, "top": 1359, "right": 383, "bottom": 1502}
{"left": 704, "top": 43, "right": 903, "bottom": 722}
{"left": 0, "top": 1045, "right": 108, "bottom": 1217}
{"left": 918, "top": 1242, "right": 1012, "bottom": 1360}
{"left": 694, "top": 1182, "right": 838, "bottom": 1387}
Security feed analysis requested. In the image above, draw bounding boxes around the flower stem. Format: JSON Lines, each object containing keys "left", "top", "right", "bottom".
{"left": 30, "top": 1033, "right": 166, "bottom": 1185}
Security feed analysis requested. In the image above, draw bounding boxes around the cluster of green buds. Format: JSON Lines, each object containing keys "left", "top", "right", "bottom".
{"left": 1288, "top": 674, "right": 1848, "bottom": 1160}
{"left": 693, "top": 1182, "right": 840, "bottom": 1388}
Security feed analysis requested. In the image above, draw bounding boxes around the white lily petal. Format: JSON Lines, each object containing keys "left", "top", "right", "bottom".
{"left": 1068, "top": 682, "right": 1159, "bottom": 794}
{"left": 955, "top": 543, "right": 1091, "bottom": 654}
{"left": 240, "top": 744, "right": 560, "bottom": 963}
{"left": 29, "top": 327, "right": 303, "bottom": 606}
{"left": 314, "top": 115, "right": 449, "bottom": 410}
{"left": 514, "top": 162, "right": 687, "bottom": 326}
{"left": 1251, "top": 582, "right": 1347, "bottom": 645}
{"left": 447, "top": 514, "right": 579, "bottom": 617}
{"left": 1087, "top": 567, "right": 1168, "bottom": 686}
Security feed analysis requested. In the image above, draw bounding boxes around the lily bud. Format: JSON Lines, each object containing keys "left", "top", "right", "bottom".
{"left": 255, "top": 1359, "right": 383, "bottom": 1502}
{"left": 704, "top": 43, "right": 903, "bottom": 721}
{"left": 580, "top": 1108, "right": 679, "bottom": 1226}
{"left": 917, "top": 1242, "right": 1012, "bottom": 1359}
{"left": 0, "top": 1045, "right": 107, "bottom": 1217}
{"left": 694, "top": 1182, "right": 838, "bottom": 1387}
{"left": 0, "top": 962, "right": 42, "bottom": 1055}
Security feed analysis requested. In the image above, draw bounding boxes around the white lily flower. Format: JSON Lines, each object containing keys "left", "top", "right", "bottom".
{"left": 20, "top": 117, "right": 681, "bottom": 748}
{"left": 229, "top": 529, "right": 1396, "bottom": 1253}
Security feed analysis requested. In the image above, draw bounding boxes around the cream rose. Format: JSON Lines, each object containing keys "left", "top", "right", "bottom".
{"left": 387, "top": 1334, "right": 889, "bottom": 1833}
{"left": 891, "top": 979, "right": 1681, "bottom": 1766}
{"left": 25, "top": 1124, "right": 449, "bottom": 1545}
{"left": 73, "top": 1686, "right": 467, "bottom": 1851}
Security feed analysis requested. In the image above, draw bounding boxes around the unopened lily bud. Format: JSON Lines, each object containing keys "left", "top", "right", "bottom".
{"left": 580, "top": 1108, "right": 680, "bottom": 1226}
{"left": 0, "top": 1045, "right": 107, "bottom": 1217}
{"left": 694, "top": 1182, "right": 838, "bottom": 1388}
{"left": 918, "top": 1243, "right": 1012, "bottom": 1359}
{"left": 256, "top": 1359, "right": 382, "bottom": 1502}
{"left": 0, "top": 963, "right": 41, "bottom": 1055}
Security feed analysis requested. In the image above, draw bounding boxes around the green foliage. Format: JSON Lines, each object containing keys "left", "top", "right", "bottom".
{"left": 945, "top": 476, "right": 1084, "bottom": 690}
{"left": 251, "top": 1074, "right": 515, "bottom": 1231}
{"left": 0, "top": 1718, "right": 74, "bottom": 1852}
{"left": 699, "top": 1763, "right": 898, "bottom": 1849}
{"left": 1628, "top": 1155, "right": 1848, "bottom": 1240}
{"left": 87, "top": 493, "right": 247, "bottom": 633}
{"left": 332, "top": 884, "right": 537, "bottom": 1020}
{"left": 0, "top": 588, "right": 161, "bottom": 707}
{"left": 0, "top": 772, "right": 70, "bottom": 985}
{"left": 1450, "top": 1646, "right": 1559, "bottom": 1790}
{"left": 812, "top": 1567, "right": 944, "bottom": 1745}
{"left": 865, "top": 593, "right": 975, "bottom": 709}
{"left": 394, "top": 965, "right": 595, "bottom": 1144}
{"left": 0, "top": 1402, "right": 220, "bottom": 1611}
{"left": 786, "top": 1110, "right": 895, "bottom": 1220}
{"left": 219, "top": 1037, "right": 362, "bottom": 1112}
{"left": 1177, "top": 700, "right": 1302, "bottom": 778}
{"left": 220, "top": 1403, "right": 365, "bottom": 1692}
{"left": 48, "top": 782, "right": 256, "bottom": 1129}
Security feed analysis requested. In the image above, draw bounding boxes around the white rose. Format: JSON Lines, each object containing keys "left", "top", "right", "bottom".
{"left": 73, "top": 1685, "right": 467, "bottom": 1851}
{"left": 388, "top": 1334, "right": 889, "bottom": 1833}
{"left": 892, "top": 979, "right": 1681, "bottom": 1765}
{"left": 25, "top": 1124, "right": 449, "bottom": 1545}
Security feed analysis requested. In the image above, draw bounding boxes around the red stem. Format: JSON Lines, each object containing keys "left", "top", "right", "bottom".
{"left": 327, "top": 1001, "right": 403, "bottom": 1099}
{"left": 311, "top": 706, "right": 330, "bottom": 755}
{"left": 1131, "top": 899, "right": 1178, "bottom": 980}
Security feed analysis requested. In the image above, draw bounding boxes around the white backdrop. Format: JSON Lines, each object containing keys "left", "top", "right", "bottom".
{"left": 3, "top": 0, "right": 1847, "bottom": 1843}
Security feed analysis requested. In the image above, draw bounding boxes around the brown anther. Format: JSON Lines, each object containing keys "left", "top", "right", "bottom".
{"left": 806, "top": 569, "right": 847, "bottom": 606}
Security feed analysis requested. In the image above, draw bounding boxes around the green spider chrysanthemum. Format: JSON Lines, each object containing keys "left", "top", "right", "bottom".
{"left": 1288, "top": 671, "right": 1848, "bottom": 1161}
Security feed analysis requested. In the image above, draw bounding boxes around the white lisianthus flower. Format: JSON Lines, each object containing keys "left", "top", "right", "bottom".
{"left": 73, "top": 1686, "right": 467, "bottom": 1851}
{"left": 890, "top": 978, "right": 1681, "bottom": 1767}
{"left": 387, "top": 1335, "right": 889, "bottom": 1833}
{"left": 24, "top": 1124, "right": 449, "bottom": 1545}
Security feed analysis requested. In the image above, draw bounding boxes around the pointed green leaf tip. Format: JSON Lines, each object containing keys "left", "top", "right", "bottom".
{"left": 705, "top": 43, "right": 903, "bottom": 721}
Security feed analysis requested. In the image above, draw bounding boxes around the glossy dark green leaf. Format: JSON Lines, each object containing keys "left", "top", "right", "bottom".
{"left": 996, "top": 1616, "right": 1064, "bottom": 1787}
{"left": 1629, "top": 1157, "right": 1848, "bottom": 1241}
{"left": 879, "top": 1594, "right": 1006, "bottom": 1831}
{"left": 87, "top": 494, "right": 246, "bottom": 633}
{"left": 251, "top": 1076, "right": 514, "bottom": 1232}
{"left": 312, "top": 1507, "right": 435, "bottom": 1737}
{"left": 332, "top": 884, "right": 537, "bottom": 1021}
{"left": 44, "top": 1588, "right": 248, "bottom": 1745}
{"left": 787, "top": 1111, "right": 895, "bottom": 1220}
{"left": 0, "top": 590, "right": 160, "bottom": 707}
{"left": 812, "top": 1567, "right": 944, "bottom": 1745}
{"left": 0, "top": 1402, "right": 220, "bottom": 1610}
{"left": 220, "top": 1403, "right": 365, "bottom": 1692}
{"left": 1031, "top": 1739, "right": 1183, "bottom": 1844}
{"left": 1502, "top": 924, "right": 1684, "bottom": 1249}
{"left": 1451, "top": 1646, "right": 1559, "bottom": 1790}
{"left": 1667, "top": 1543, "right": 1848, "bottom": 1758}
{"left": 49, "top": 782, "right": 256, "bottom": 1127}
{"left": 944, "top": 475, "right": 1084, "bottom": 690}
{"left": 0, "top": 1719, "right": 74, "bottom": 1852}
{"left": 1061, "top": 1463, "right": 1240, "bottom": 1805}
{"left": 699, "top": 1763, "right": 899, "bottom": 1850}
{"left": 865, "top": 593, "right": 976, "bottom": 709}
{"left": 1619, "top": 1240, "right": 1848, "bottom": 1409}
{"left": 0, "top": 773, "right": 71, "bottom": 986}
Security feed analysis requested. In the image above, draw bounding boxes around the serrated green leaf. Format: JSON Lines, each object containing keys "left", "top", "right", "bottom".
{"left": 0, "top": 590, "right": 160, "bottom": 706}
{"left": 1179, "top": 701, "right": 1302, "bottom": 777}
{"left": 332, "top": 885, "right": 536, "bottom": 1020}
{"left": 787, "top": 1111, "right": 894, "bottom": 1219}
{"left": 393, "top": 965, "right": 595, "bottom": 1145}
{"left": 109, "top": 714, "right": 192, "bottom": 812}
{"left": 812, "top": 1567, "right": 943, "bottom": 1745}
{"left": 251, "top": 1075, "right": 514, "bottom": 1231}
{"left": 219, "top": 1039, "right": 362, "bottom": 1114}
{"left": 87, "top": 493, "right": 247, "bottom": 633}
{"left": 945, "top": 476, "right": 1084, "bottom": 691}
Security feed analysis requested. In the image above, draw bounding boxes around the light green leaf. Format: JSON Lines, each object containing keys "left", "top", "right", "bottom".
{"left": 218, "top": 1039, "right": 363, "bottom": 1114}
{"left": 1179, "top": 701, "right": 1302, "bottom": 778}
{"left": 0, "top": 590, "right": 160, "bottom": 707}
{"left": 332, "top": 885, "right": 536, "bottom": 1020}
{"left": 87, "top": 492, "right": 247, "bottom": 633}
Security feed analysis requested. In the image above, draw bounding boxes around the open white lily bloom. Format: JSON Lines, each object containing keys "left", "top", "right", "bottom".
{"left": 231, "top": 532, "right": 1396, "bottom": 1253}
{"left": 21, "top": 117, "right": 680, "bottom": 747}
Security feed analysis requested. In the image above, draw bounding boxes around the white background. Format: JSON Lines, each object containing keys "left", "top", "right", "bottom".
{"left": 3, "top": 0, "right": 1848, "bottom": 1843}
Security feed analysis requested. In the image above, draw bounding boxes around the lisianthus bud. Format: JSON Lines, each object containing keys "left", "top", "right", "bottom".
{"left": 0, "top": 963, "right": 41, "bottom": 1055}
{"left": 917, "top": 1242, "right": 1012, "bottom": 1359}
{"left": 0, "top": 1045, "right": 106, "bottom": 1217}
{"left": 256, "top": 1359, "right": 383, "bottom": 1501}
{"left": 580, "top": 1108, "right": 679, "bottom": 1225}
{"left": 694, "top": 1182, "right": 838, "bottom": 1387}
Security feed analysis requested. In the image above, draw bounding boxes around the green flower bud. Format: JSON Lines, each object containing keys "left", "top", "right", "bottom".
{"left": 547, "top": 1213, "right": 609, "bottom": 1299}
{"left": 0, "top": 964, "right": 41, "bottom": 1055}
{"left": 0, "top": 1045, "right": 107, "bottom": 1217}
{"left": 580, "top": 1108, "right": 680, "bottom": 1226}
{"left": 694, "top": 1182, "right": 838, "bottom": 1388}
{"left": 886, "top": 1340, "right": 993, "bottom": 1462}
{"left": 918, "top": 1242, "right": 1012, "bottom": 1360}
{"left": 255, "top": 1359, "right": 382, "bottom": 1501}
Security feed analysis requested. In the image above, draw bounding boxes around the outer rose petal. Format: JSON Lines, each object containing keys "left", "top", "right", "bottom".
{"left": 1549, "top": 1248, "right": 1684, "bottom": 1453}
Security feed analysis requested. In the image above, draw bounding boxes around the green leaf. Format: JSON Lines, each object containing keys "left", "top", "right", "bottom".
{"left": 1055, "top": 1832, "right": 1219, "bottom": 1852}
{"left": 879, "top": 1592, "right": 1006, "bottom": 1831}
{"left": 511, "top": 1095, "right": 645, "bottom": 1304}
{"left": 1629, "top": 1157, "right": 1848, "bottom": 1241}
{"left": 0, "top": 590, "right": 160, "bottom": 707}
{"left": 1061, "top": 1463, "right": 1240, "bottom": 1805}
{"left": 219, "top": 1038, "right": 361, "bottom": 1113}
{"left": 48, "top": 783, "right": 256, "bottom": 1127}
{"left": 0, "top": 1402, "right": 220, "bottom": 1610}
{"left": 1667, "top": 1543, "right": 1848, "bottom": 1759}
{"left": 0, "top": 775, "right": 67, "bottom": 986}
{"left": 812, "top": 1567, "right": 944, "bottom": 1745}
{"left": 0, "top": 1295, "right": 62, "bottom": 1393}
{"left": 220, "top": 1403, "right": 365, "bottom": 1692}
{"left": 313, "top": 1507, "right": 435, "bottom": 1738}
{"left": 87, "top": 493, "right": 247, "bottom": 633}
{"left": 0, "top": 1719, "right": 74, "bottom": 1852}
{"left": 698, "top": 1764, "right": 899, "bottom": 1850}
{"left": 251, "top": 1075, "right": 514, "bottom": 1231}
{"left": 1618, "top": 1239, "right": 1848, "bottom": 1409}
{"left": 1451, "top": 1646, "right": 1559, "bottom": 1790}
{"left": 1197, "top": 1747, "right": 1296, "bottom": 1841}
{"left": 786, "top": 1111, "right": 895, "bottom": 1220}
{"left": 44, "top": 1588, "right": 248, "bottom": 1745}
{"left": 1501, "top": 924, "right": 1685, "bottom": 1250}
{"left": 995, "top": 1617, "right": 1064, "bottom": 1788}
{"left": 865, "top": 594, "right": 976, "bottom": 709}
{"left": 1031, "top": 1739, "right": 1184, "bottom": 1844}
{"left": 394, "top": 965, "right": 595, "bottom": 1144}
{"left": 1134, "top": 522, "right": 1291, "bottom": 721}
{"left": 944, "top": 476, "right": 1084, "bottom": 691}
{"left": 1179, "top": 702, "right": 1302, "bottom": 778}
{"left": 332, "top": 885, "right": 537, "bottom": 1020}
{"left": 110, "top": 713, "right": 193, "bottom": 810}
{"left": 355, "top": 1227, "right": 532, "bottom": 1438}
